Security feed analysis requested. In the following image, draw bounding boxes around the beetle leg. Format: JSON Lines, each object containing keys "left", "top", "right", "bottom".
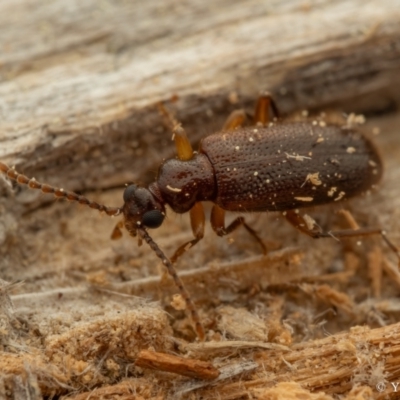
{"left": 285, "top": 210, "right": 400, "bottom": 264}
{"left": 285, "top": 209, "right": 385, "bottom": 239}
{"left": 254, "top": 92, "right": 280, "bottom": 125}
{"left": 170, "top": 202, "right": 205, "bottom": 263}
{"left": 222, "top": 109, "right": 247, "bottom": 131}
{"left": 111, "top": 220, "right": 124, "bottom": 240}
{"left": 158, "top": 103, "right": 193, "bottom": 161}
{"left": 211, "top": 205, "right": 267, "bottom": 254}
{"left": 284, "top": 210, "right": 324, "bottom": 238}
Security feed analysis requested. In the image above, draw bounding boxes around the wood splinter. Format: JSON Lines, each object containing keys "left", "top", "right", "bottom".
{"left": 135, "top": 350, "right": 220, "bottom": 380}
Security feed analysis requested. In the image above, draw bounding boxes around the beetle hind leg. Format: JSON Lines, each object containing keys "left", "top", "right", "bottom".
{"left": 211, "top": 205, "right": 267, "bottom": 254}
{"left": 285, "top": 209, "right": 385, "bottom": 240}
{"left": 284, "top": 210, "right": 400, "bottom": 265}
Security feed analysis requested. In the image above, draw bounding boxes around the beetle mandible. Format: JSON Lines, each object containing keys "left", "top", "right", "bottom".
{"left": 1, "top": 93, "right": 398, "bottom": 341}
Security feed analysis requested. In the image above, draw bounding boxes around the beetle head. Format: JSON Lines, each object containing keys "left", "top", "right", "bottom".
{"left": 122, "top": 184, "right": 166, "bottom": 236}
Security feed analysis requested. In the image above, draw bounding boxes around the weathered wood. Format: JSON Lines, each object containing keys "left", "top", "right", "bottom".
{"left": 135, "top": 349, "right": 220, "bottom": 380}
{"left": 0, "top": 0, "right": 399, "bottom": 192}
{"left": 181, "top": 322, "right": 400, "bottom": 398}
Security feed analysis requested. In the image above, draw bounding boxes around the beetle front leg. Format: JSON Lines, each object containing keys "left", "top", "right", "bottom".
{"left": 170, "top": 202, "right": 205, "bottom": 264}
{"left": 211, "top": 205, "right": 267, "bottom": 254}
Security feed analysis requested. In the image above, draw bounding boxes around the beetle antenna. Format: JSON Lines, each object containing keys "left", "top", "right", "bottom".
{"left": 137, "top": 226, "right": 205, "bottom": 341}
{"left": 0, "top": 162, "right": 121, "bottom": 216}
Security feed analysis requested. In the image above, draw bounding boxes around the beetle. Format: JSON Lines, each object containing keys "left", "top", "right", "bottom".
{"left": 1, "top": 93, "right": 398, "bottom": 340}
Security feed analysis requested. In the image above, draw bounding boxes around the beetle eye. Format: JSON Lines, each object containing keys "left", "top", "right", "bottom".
{"left": 123, "top": 184, "right": 137, "bottom": 202}
{"left": 142, "top": 210, "right": 165, "bottom": 228}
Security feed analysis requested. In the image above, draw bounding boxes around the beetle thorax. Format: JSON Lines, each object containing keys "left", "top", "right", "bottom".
{"left": 156, "top": 153, "right": 216, "bottom": 213}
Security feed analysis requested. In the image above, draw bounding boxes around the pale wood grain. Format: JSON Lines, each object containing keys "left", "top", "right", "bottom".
{"left": 0, "top": 0, "right": 399, "bottom": 192}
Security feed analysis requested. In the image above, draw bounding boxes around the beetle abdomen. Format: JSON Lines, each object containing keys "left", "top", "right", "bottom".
{"left": 200, "top": 122, "right": 382, "bottom": 212}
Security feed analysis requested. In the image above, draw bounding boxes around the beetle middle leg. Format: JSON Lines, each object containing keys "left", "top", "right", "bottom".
{"left": 222, "top": 92, "right": 280, "bottom": 130}
{"left": 158, "top": 102, "right": 194, "bottom": 161}
{"left": 211, "top": 205, "right": 267, "bottom": 254}
{"left": 207, "top": 93, "right": 281, "bottom": 255}
{"left": 222, "top": 110, "right": 247, "bottom": 130}
{"left": 217, "top": 92, "right": 282, "bottom": 253}
{"left": 254, "top": 92, "right": 280, "bottom": 125}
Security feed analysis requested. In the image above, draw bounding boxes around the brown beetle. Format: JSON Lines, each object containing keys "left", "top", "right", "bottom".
{"left": 1, "top": 94, "right": 398, "bottom": 340}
